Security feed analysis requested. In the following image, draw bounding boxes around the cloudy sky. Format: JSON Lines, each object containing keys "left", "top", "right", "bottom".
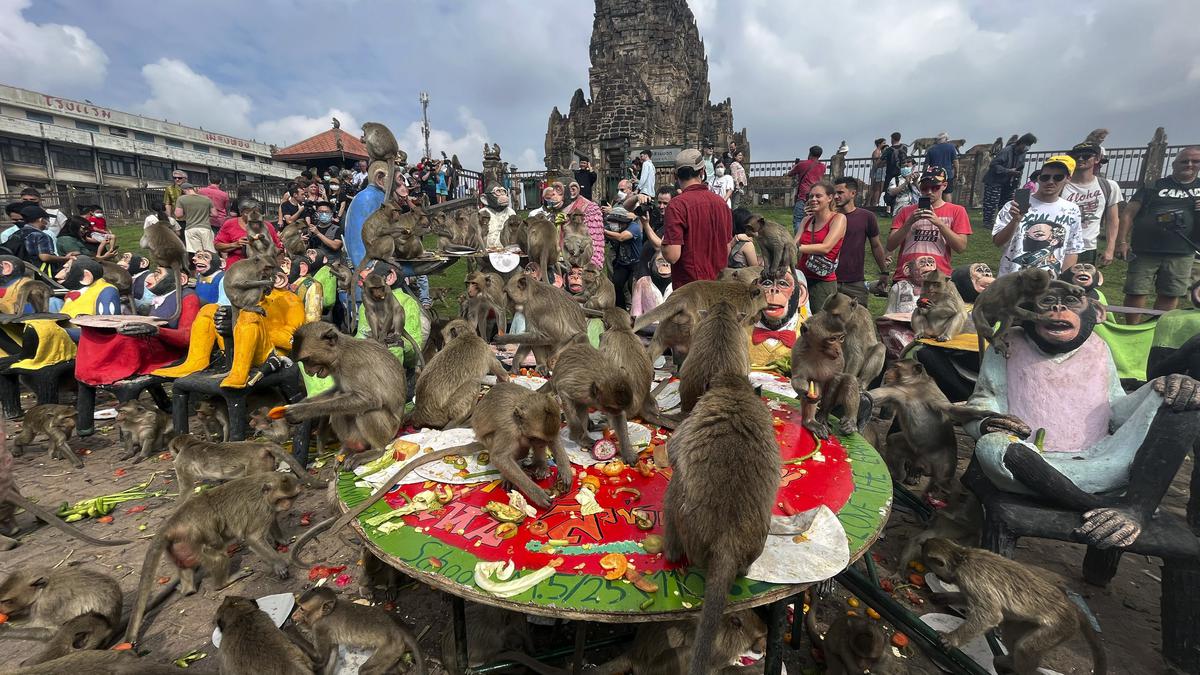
{"left": 3, "top": 0, "right": 1198, "bottom": 170}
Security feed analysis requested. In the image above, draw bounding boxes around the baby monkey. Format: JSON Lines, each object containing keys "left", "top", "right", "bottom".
{"left": 291, "top": 586, "right": 426, "bottom": 675}
{"left": 13, "top": 404, "right": 79, "bottom": 467}
{"left": 114, "top": 399, "right": 171, "bottom": 462}
{"left": 922, "top": 538, "right": 1107, "bottom": 675}
{"left": 361, "top": 271, "right": 423, "bottom": 366}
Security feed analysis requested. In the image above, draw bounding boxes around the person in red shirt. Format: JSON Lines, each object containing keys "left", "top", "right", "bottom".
{"left": 198, "top": 177, "right": 230, "bottom": 230}
{"left": 886, "top": 167, "right": 972, "bottom": 281}
{"left": 214, "top": 199, "right": 283, "bottom": 267}
{"left": 661, "top": 149, "right": 732, "bottom": 287}
{"left": 788, "top": 145, "right": 826, "bottom": 228}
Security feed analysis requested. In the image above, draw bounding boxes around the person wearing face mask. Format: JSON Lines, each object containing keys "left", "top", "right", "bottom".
{"left": 885, "top": 157, "right": 921, "bottom": 211}
{"left": 709, "top": 164, "right": 735, "bottom": 208}
{"left": 308, "top": 202, "right": 345, "bottom": 261}
{"left": 326, "top": 177, "right": 350, "bottom": 223}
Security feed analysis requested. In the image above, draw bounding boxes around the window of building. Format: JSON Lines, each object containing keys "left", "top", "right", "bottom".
{"left": 142, "top": 158, "right": 173, "bottom": 181}
{"left": 241, "top": 153, "right": 257, "bottom": 162}
{"left": 109, "top": 127, "right": 128, "bottom": 137}
{"left": 165, "top": 138, "right": 185, "bottom": 148}
{"left": 185, "top": 170, "right": 208, "bottom": 185}
{"left": 74, "top": 120, "right": 101, "bottom": 133}
{"left": 0, "top": 136, "right": 44, "bottom": 165}
{"left": 98, "top": 152, "right": 138, "bottom": 177}
{"left": 237, "top": 172, "right": 260, "bottom": 185}
{"left": 218, "top": 148, "right": 234, "bottom": 158}
{"left": 134, "top": 131, "right": 156, "bottom": 144}
{"left": 210, "top": 169, "right": 237, "bottom": 187}
{"left": 259, "top": 156, "right": 272, "bottom": 165}
{"left": 192, "top": 143, "right": 209, "bottom": 153}
{"left": 50, "top": 145, "right": 95, "bottom": 172}
{"left": 24, "top": 111, "right": 53, "bottom": 124}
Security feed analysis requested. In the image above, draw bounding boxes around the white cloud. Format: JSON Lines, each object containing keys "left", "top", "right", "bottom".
{"left": 398, "top": 106, "right": 492, "bottom": 164}
{"left": 256, "top": 109, "right": 360, "bottom": 147}
{"left": 136, "top": 58, "right": 254, "bottom": 137}
{"left": 0, "top": 0, "right": 108, "bottom": 90}
{"left": 514, "top": 148, "right": 541, "bottom": 173}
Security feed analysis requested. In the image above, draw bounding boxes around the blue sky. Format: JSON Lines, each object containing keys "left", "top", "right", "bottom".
{"left": 4, "top": 0, "right": 1198, "bottom": 170}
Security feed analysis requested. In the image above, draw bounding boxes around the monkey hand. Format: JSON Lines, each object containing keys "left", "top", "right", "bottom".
{"left": 1076, "top": 507, "right": 1142, "bottom": 549}
{"left": 803, "top": 419, "right": 830, "bottom": 440}
{"left": 1154, "top": 374, "right": 1200, "bottom": 411}
{"left": 837, "top": 416, "right": 857, "bottom": 436}
{"left": 979, "top": 414, "right": 1031, "bottom": 438}
{"left": 273, "top": 559, "right": 291, "bottom": 579}
{"left": 118, "top": 323, "right": 158, "bottom": 336}
{"left": 554, "top": 465, "right": 574, "bottom": 495}
{"left": 940, "top": 631, "right": 963, "bottom": 650}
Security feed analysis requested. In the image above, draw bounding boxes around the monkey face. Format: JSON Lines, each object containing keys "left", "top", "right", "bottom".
{"left": 0, "top": 571, "right": 43, "bottom": 616}
{"left": 921, "top": 538, "right": 960, "bottom": 583}
{"left": 1062, "top": 263, "right": 1099, "bottom": 290}
{"left": 268, "top": 475, "right": 302, "bottom": 512}
{"left": 442, "top": 319, "right": 476, "bottom": 341}
{"left": 823, "top": 332, "right": 846, "bottom": 359}
{"left": 1030, "top": 282, "right": 1088, "bottom": 345}
{"left": 292, "top": 323, "right": 341, "bottom": 378}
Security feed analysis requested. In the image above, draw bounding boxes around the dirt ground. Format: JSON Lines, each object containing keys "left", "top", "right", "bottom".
{"left": 0, "top": 386, "right": 1183, "bottom": 674}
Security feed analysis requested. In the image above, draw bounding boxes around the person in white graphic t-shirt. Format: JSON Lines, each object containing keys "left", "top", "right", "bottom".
{"left": 1062, "top": 141, "right": 1122, "bottom": 267}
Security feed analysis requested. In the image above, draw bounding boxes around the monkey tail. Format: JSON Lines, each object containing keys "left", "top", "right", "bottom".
{"left": 265, "top": 444, "right": 324, "bottom": 489}
{"left": 688, "top": 555, "right": 738, "bottom": 675}
{"left": 631, "top": 304, "right": 677, "bottom": 334}
{"left": 399, "top": 626, "right": 429, "bottom": 675}
{"left": 123, "top": 532, "right": 171, "bottom": 645}
{"left": 289, "top": 445, "right": 481, "bottom": 567}
{"left": 167, "top": 263, "right": 183, "bottom": 324}
{"left": 1076, "top": 605, "right": 1108, "bottom": 675}
{"left": 9, "top": 493, "right": 132, "bottom": 547}
{"left": 590, "top": 653, "right": 633, "bottom": 675}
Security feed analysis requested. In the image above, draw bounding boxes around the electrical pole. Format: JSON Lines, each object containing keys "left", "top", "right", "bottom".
{"left": 419, "top": 92, "right": 431, "bottom": 160}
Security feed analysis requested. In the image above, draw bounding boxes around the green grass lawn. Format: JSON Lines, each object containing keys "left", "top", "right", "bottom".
{"left": 110, "top": 206, "right": 1132, "bottom": 321}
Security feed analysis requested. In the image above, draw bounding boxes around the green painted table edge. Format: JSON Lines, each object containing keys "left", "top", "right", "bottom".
{"left": 335, "top": 390, "right": 893, "bottom": 623}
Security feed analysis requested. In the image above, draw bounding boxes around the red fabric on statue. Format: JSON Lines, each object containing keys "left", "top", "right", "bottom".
{"left": 74, "top": 292, "right": 202, "bottom": 386}
{"left": 752, "top": 327, "right": 797, "bottom": 348}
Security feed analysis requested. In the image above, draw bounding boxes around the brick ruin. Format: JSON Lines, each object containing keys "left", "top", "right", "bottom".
{"left": 544, "top": 0, "right": 746, "bottom": 199}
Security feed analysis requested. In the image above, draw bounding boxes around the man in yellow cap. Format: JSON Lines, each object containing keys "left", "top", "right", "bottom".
{"left": 991, "top": 155, "right": 1084, "bottom": 277}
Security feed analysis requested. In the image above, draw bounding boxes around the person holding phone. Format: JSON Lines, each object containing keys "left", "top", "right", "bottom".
{"left": 886, "top": 167, "right": 972, "bottom": 282}
{"left": 992, "top": 155, "right": 1084, "bottom": 277}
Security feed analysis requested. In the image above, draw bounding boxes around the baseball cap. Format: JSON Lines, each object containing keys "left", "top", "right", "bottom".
{"left": 918, "top": 166, "right": 948, "bottom": 184}
{"left": 674, "top": 149, "right": 705, "bottom": 172}
{"left": 1069, "top": 141, "right": 1102, "bottom": 157}
{"left": 1042, "top": 155, "right": 1076, "bottom": 175}
{"left": 180, "top": 182, "right": 195, "bottom": 190}
{"left": 19, "top": 205, "right": 49, "bottom": 222}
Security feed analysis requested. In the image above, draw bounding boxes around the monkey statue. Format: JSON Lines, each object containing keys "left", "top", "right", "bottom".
{"left": 966, "top": 280, "right": 1200, "bottom": 547}
{"left": 479, "top": 182, "right": 517, "bottom": 249}
{"left": 746, "top": 269, "right": 810, "bottom": 375}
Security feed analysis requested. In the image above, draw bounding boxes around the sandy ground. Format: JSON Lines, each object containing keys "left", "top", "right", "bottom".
{"left": 0, "top": 388, "right": 1182, "bottom": 674}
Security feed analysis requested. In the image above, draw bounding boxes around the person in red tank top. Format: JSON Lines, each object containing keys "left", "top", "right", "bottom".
{"left": 794, "top": 181, "right": 847, "bottom": 312}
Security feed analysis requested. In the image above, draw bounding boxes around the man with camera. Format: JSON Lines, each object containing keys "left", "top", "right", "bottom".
{"left": 1118, "top": 146, "right": 1200, "bottom": 322}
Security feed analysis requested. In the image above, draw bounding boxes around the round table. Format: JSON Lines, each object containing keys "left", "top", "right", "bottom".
{"left": 334, "top": 385, "right": 891, "bottom": 672}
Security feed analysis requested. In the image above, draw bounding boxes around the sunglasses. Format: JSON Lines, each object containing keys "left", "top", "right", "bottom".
{"left": 173, "top": 176, "right": 185, "bottom": 180}
{"left": 1037, "top": 173, "right": 1067, "bottom": 183}
{"left": 1072, "top": 153, "right": 1096, "bottom": 160}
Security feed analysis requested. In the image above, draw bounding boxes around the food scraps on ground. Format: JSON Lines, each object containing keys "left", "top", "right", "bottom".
{"left": 483, "top": 501, "right": 526, "bottom": 523}
{"left": 473, "top": 560, "right": 556, "bottom": 598}
{"left": 308, "top": 565, "right": 347, "bottom": 581}
{"left": 601, "top": 460, "right": 626, "bottom": 477}
{"left": 640, "top": 534, "right": 664, "bottom": 554}
{"left": 600, "top": 553, "right": 629, "bottom": 580}
{"left": 890, "top": 633, "right": 909, "bottom": 648}
{"left": 173, "top": 649, "right": 206, "bottom": 668}
{"left": 110, "top": 642, "right": 133, "bottom": 651}
{"left": 632, "top": 509, "right": 654, "bottom": 530}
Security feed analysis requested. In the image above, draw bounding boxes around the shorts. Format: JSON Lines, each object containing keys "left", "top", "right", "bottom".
{"left": 184, "top": 227, "right": 215, "bottom": 254}
{"left": 1124, "top": 252, "right": 1193, "bottom": 297}
{"left": 836, "top": 281, "right": 869, "bottom": 304}
{"left": 872, "top": 168, "right": 885, "bottom": 183}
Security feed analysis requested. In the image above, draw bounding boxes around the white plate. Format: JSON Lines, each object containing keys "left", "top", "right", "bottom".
{"left": 654, "top": 379, "right": 680, "bottom": 412}
{"left": 919, "top": 614, "right": 1061, "bottom": 675}
{"left": 747, "top": 371, "right": 798, "bottom": 399}
{"left": 93, "top": 408, "right": 118, "bottom": 420}
{"left": 746, "top": 506, "right": 850, "bottom": 585}
{"left": 561, "top": 416, "right": 653, "bottom": 467}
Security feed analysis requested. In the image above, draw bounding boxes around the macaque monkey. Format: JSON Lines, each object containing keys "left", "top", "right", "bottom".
{"left": 598, "top": 307, "right": 659, "bottom": 423}
{"left": 663, "top": 374, "right": 779, "bottom": 675}
{"left": 195, "top": 398, "right": 228, "bottom": 442}
{"left": 114, "top": 399, "right": 171, "bottom": 463}
{"left": 821, "top": 293, "right": 885, "bottom": 386}
{"left": 744, "top": 215, "right": 797, "bottom": 279}
{"left": 645, "top": 306, "right": 696, "bottom": 370}
{"left": 545, "top": 339, "right": 637, "bottom": 464}
{"left": 410, "top": 319, "right": 509, "bottom": 429}
{"left": 99, "top": 260, "right": 133, "bottom": 300}
{"left": 911, "top": 269, "right": 968, "bottom": 341}
{"left": 13, "top": 404, "right": 79, "bottom": 467}
{"left": 291, "top": 586, "right": 426, "bottom": 675}
{"left": 499, "top": 274, "right": 587, "bottom": 374}
{"left": 514, "top": 216, "right": 560, "bottom": 283}
{"left": 0, "top": 567, "right": 122, "bottom": 633}
{"left": 292, "top": 383, "right": 566, "bottom": 565}
{"left": 248, "top": 405, "right": 289, "bottom": 444}
{"left": 394, "top": 214, "right": 426, "bottom": 260}
{"left": 562, "top": 212, "right": 594, "bottom": 269}
{"left": 2, "top": 650, "right": 180, "bottom": 674}
{"left": 807, "top": 609, "right": 894, "bottom": 675}
{"left": 973, "top": 266, "right": 1052, "bottom": 357}
{"left": 243, "top": 207, "right": 276, "bottom": 260}
{"left": 582, "top": 264, "right": 616, "bottom": 311}
{"left": 223, "top": 255, "right": 276, "bottom": 317}
{"left": 593, "top": 610, "right": 767, "bottom": 675}
{"left": 7, "top": 279, "right": 52, "bottom": 314}
{"left": 362, "top": 121, "right": 400, "bottom": 199}
{"left": 633, "top": 281, "right": 768, "bottom": 359}
{"left": 280, "top": 322, "right": 407, "bottom": 465}
{"left": 463, "top": 271, "right": 507, "bottom": 339}
{"left": 865, "top": 361, "right": 988, "bottom": 499}
{"left": 18, "top": 612, "right": 114, "bottom": 667}
{"left": 718, "top": 265, "right": 765, "bottom": 285}
{"left": 214, "top": 595, "right": 315, "bottom": 675}
{"left": 361, "top": 272, "right": 422, "bottom": 363}
{"left": 790, "top": 313, "right": 860, "bottom": 438}
{"left": 1, "top": 414, "right": 129, "bottom": 549}
{"left": 279, "top": 220, "right": 308, "bottom": 256}
{"left": 922, "top": 538, "right": 1107, "bottom": 675}
{"left": 123, "top": 473, "right": 301, "bottom": 645}
{"left": 677, "top": 301, "right": 752, "bottom": 416}
{"left": 138, "top": 218, "right": 187, "bottom": 322}
{"left": 897, "top": 490, "right": 983, "bottom": 571}
{"left": 357, "top": 202, "right": 425, "bottom": 277}
{"left": 169, "top": 433, "right": 318, "bottom": 498}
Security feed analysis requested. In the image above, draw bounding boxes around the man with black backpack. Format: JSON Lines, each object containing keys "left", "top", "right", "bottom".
{"left": 1062, "top": 141, "right": 1121, "bottom": 266}
{"left": 880, "top": 132, "right": 908, "bottom": 213}
{"left": 14, "top": 205, "right": 75, "bottom": 273}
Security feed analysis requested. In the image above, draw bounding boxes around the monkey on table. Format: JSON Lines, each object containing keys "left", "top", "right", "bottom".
{"left": 789, "top": 312, "right": 861, "bottom": 438}
{"left": 123, "top": 473, "right": 302, "bottom": 644}
{"left": 543, "top": 338, "right": 638, "bottom": 464}
{"left": 462, "top": 270, "right": 507, "bottom": 340}
{"left": 662, "top": 374, "right": 778, "bottom": 675}
{"left": 410, "top": 319, "right": 509, "bottom": 429}
{"left": 497, "top": 274, "right": 587, "bottom": 374}
{"left": 291, "top": 586, "right": 426, "bottom": 675}
{"left": 966, "top": 279, "right": 1200, "bottom": 547}
{"left": 676, "top": 301, "right": 752, "bottom": 416}
{"left": 923, "top": 538, "right": 1107, "bottom": 674}
{"left": 291, "top": 382, "right": 567, "bottom": 565}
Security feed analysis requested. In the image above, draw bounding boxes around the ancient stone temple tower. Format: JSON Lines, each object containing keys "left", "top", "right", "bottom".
{"left": 544, "top": 0, "right": 745, "bottom": 196}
